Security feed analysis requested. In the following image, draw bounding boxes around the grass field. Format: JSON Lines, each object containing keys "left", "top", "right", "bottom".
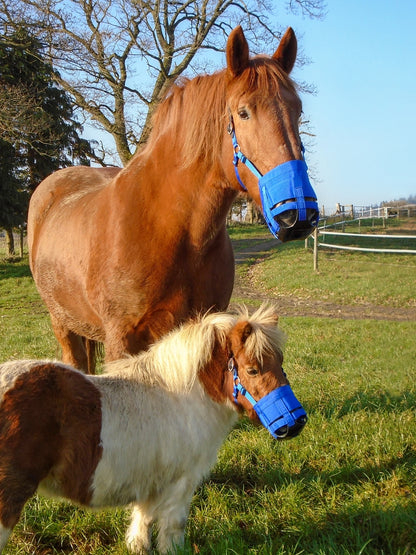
{"left": 0, "top": 226, "right": 415, "bottom": 554}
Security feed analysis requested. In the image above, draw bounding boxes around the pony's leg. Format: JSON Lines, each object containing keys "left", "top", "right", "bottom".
{"left": 50, "top": 317, "right": 89, "bottom": 372}
{"left": 125, "top": 503, "right": 153, "bottom": 554}
{"left": 0, "top": 455, "right": 42, "bottom": 551}
{"left": 155, "top": 478, "right": 194, "bottom": 554}
{"left": 0, "top": 523, "right": 12, "bottom": 551}
{"left": 0, "top": 479, "right": 33, "bottom": 553}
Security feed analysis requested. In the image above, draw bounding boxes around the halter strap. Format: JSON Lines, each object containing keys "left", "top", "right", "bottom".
{"left": 228, "top": 358, "right": 257, "bottom": 405}
{"left": 227, "top": 114, "right": 262, "bottom": 191}
{"left": 228, "top": 357, "right": 288, "bottom": 408}
{"left": 227, "top": 113, "right": 306, "bottom": 192}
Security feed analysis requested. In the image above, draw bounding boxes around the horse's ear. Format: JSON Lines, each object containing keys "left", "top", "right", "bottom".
{"left": 272, "top": 27, "right": 297, "bottom": 74}
{"left": 226, "top": 26, "right": 250, "bottom": 77}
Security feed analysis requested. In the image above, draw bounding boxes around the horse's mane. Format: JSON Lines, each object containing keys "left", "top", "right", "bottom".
{"left": 140, "top": 56, "right": 298, "bottom": 170}
{"left": 104, "top": 304, "right": 286, "bottom": 394}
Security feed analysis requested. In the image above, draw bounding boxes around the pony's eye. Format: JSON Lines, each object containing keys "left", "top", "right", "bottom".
{"left": 238, "top": 108, "right": 250, "bottom": 120}
{"left": 246, "top": 367, "right": 259, "bottom": 377}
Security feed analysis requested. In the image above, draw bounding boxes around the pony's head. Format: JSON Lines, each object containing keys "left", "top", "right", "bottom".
{"left": 200, "top": 305, "right": 307, "bottom": 439}
{"left": 225, "top": 27, "right": 319, "bottom": 242}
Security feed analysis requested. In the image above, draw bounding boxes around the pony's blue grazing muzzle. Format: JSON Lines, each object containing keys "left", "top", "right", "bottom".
{"left": 259, "top": 159, "right": 319, "bottom": 242}
{"left": 229, "top": 359, "right": 307, "bottom": 439}
{"left": 253, "top": 385, "right": 307, "bottom": 439}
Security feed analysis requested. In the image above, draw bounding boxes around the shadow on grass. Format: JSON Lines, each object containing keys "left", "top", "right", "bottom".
{"left": 0, "top": 259, "right": 32, "bottom": 281}
{"left": 305, "top": 390, "right": 416, "bottom": 418}
{"left": 199, "top": 449, "right": 416, "bottom": 555}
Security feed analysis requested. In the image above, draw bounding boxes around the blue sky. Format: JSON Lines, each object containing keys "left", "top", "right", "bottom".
{"left": 287, "top": 0, "right": 416, "bottom": 213}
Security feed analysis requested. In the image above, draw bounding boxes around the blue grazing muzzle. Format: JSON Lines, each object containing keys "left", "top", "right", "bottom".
{"left": 253, "top": 385, "right": 307, "bottom": 439}
{"left": 229, "top": 359, "right": 307, "bottom": 439}
{"left": 228, "top": 115, "right": 319, "bottom": 242}
{"left": 259, "top": 160, "right": 319, "bottom": 241}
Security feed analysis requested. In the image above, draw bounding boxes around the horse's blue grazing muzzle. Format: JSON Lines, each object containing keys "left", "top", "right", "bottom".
{"left": 259, "top": 159, "right": 319, "bottom": 242}
{"left": 228, "top": 115, "right": 319, "bottom": 242}
{"left": 229, "top": 359, "right": 307, "bottom": 439}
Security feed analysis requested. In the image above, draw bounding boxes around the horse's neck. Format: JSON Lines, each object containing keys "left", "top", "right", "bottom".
{"left": 186, "top": 180, "right": 236, "bottom": 249}
{"left": 112, "top": 147, "right": 236, "bottom": 251}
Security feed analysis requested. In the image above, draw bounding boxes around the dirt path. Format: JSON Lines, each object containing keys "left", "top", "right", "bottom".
{"left": 230, "top": 238, "right": 416, "bottom": 321}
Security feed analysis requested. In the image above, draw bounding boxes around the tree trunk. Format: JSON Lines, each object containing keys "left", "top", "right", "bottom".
{"left": 245, "top": 200, "right": 264, "bottom": 224}
{"left": 5, "top": 226, "right": 15, "bottom": 256}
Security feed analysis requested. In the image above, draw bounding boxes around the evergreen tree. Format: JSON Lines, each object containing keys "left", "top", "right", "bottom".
{"left": 0, "top": 27, "right": 94, "bottom": 252}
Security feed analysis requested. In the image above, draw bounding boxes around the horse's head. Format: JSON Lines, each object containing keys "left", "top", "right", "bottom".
{"left": 225, "top": 26, "right": 319, "bottom": 242}
{"left": 224, "top": 306, "right": 307, "bottom": 439}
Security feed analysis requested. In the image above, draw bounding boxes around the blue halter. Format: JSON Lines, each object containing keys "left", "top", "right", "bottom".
{"left": 227, "top": 115, "right": 319, "bottom": 239}
{"left": 228, "top": 358, "right": 307, "bottom": 439}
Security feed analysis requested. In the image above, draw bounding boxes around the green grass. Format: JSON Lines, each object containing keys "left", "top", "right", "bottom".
{"left": 1, "top": 230, "right": 416, "bottom": 554}
{"left": 248, "top": 241, "right": 416, "bottom": 308}
{"left": 0, "top": 259, "right": 57, "bottom": 360}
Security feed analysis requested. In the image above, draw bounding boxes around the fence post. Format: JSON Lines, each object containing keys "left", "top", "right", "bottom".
{"left": 313, "top": 227, "right": 318, "bottom": 272}
{"left": 20, "top": 227, "right": 24, "bottom": 258}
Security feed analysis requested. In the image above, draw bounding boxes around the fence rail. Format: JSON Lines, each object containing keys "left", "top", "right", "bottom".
{"left": 310, "top": 226, "right": 416, "bottom": 271}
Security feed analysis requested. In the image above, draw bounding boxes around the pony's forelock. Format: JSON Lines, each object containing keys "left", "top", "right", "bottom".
{"left": 236, "top": 303, "right": 286, "bottom": 363}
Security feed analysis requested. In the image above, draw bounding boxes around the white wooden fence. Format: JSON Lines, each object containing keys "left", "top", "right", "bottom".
{"left": 309, "top": 226, "right": 416, "bottom": 271}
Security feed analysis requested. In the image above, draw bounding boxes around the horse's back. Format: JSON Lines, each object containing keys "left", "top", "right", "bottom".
{"left": 28, "top": 165, "right": 121, "bottom": 261}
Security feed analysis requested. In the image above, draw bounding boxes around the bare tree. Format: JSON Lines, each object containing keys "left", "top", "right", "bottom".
{"left": 0, "top": 84, "right": 50, "bottom": 144}
{"left": 0, "top": 0, "right": 325, "bottom": 165}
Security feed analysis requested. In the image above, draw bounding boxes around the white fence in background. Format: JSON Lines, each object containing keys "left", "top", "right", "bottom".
{"left": 317, "top": 230, "right": 416, "bottom": 255}
{"left": 329, "top": 204, "right": 416, "bottom": 219}
{"left": 309, "top": 226, "right": 416, "bottom": 271}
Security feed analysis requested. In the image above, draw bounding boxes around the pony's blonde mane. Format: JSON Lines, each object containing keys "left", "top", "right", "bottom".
{"left": 104, "top": 311, "right": 235, "bottom": 393}
{"left": 140, "top": 56, "right": 298, "bottom": 170}
{"left": 104, "top": 304, "right": 286, "bottom": 393}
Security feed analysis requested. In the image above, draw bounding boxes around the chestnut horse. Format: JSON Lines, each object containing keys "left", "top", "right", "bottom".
{"left": 0, "top": 304, "right": 306, "bottom": 553}
{"left": 28, "top": 26, "right": 319, "bottom": 372}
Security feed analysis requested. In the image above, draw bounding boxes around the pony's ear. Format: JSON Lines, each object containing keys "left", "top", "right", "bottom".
{"left": 226, "top": 26, "right": 250, "bottom": 77}
{"left": 240, "top": 322, "right": 253, "bottom": 343}
{"left": 272, "top": 27, "right": 297, "bottom": 74}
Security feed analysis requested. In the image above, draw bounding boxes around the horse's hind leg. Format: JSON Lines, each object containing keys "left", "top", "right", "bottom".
{"left": 50, "top": 318, "right": 90, "bottom": 372}
{"left": 125, "top": 503, "right": 153, "bottom": 554}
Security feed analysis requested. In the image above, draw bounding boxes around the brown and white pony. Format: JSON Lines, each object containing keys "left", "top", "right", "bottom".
{"left": 0, "top": 305, "right": 306, "bottom": 554}
{"left": 28, "top": 26, "right": 318, "bottom": 373}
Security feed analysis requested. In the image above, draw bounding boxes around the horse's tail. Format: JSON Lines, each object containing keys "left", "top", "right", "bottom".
{"left": 84, "top": 339, "right": 104, "bottom": 374}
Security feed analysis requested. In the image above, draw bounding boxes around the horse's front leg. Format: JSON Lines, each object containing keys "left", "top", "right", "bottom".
{"left": 125, "top": 503, "right": 153, "bottom": 554}
{"left": 50, "top": 316, "right": 90, "bottom": 372}
{"left": 106, "top": 308, "right": 177, "bottom": 360}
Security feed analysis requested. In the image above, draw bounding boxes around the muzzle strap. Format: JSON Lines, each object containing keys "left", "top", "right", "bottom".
{"left": 227, "top": 113, "right": 319, "bottom": 239}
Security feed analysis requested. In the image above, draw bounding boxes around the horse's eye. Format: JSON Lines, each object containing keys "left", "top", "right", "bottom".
{"left": 246, "top": 367, "right": 259, "bottom": 377}
{"left": 238, "top": 108, "right": 250, "bottom": 120}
